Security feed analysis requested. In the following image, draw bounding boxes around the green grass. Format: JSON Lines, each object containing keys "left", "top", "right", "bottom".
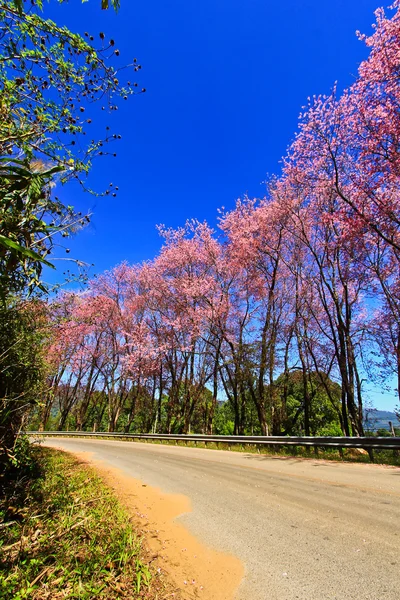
{"left": 67, "top": 434, "right": 400, "bottom": 466}
{"left": 0, "top": 448, "right": 161, "bottom": 600}
{"left": 187, "top": 440, "right": 400, "bottom": 465}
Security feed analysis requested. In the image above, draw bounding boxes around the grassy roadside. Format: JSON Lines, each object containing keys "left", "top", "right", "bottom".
{"left": 0, "top": 446, "right": 171, "bottom": 600}
{"left": 35, "top": 435, "right": 400, "bottom": 466}
{"left": 146, "top": 439, "right": 400, "bottom": 465}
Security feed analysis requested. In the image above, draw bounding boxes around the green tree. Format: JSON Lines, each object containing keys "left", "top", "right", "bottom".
{"left": 275, "top": 370, "right": 342, "bottom": 436}
{"left": 0, "top": 0, "right": 141, "bottom": 295}
{"left": 213, "top": 401, "right": 235, "bottom": 435}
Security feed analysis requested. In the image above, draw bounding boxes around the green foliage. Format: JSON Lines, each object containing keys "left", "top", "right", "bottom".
{"left": 376, "top": 428, "right": 392, "bottom": 437}
{"left": 100, "top": 0, "right": 121, "bottom": 9}
{"left": 0, "top": 448, "right": 154, "bottom": 599}
{"left": 0, "top": 1, "right": 137, "bottom": 174}
{"left": 0, "top": 0, "right": 141, "bottom": 296}
{"left": 6, "top": 434, "right": 35, "bottom": 471}
{"left": 11, "top": 1, "right": 121, "bottom": 14}
{"left": 213, "top": 402, "right": 235, "bottom": 435}
{"left": 275, "top": 370, "right": 342, "bottom": 435}
{"left": 0, "top": 160, "right": 72, "bottom": 296}
{"left": 0, "top": 300, "right": 49, "bottom": 473}
{"left": 317, "top": 422, "right": 343, "bottom": 437}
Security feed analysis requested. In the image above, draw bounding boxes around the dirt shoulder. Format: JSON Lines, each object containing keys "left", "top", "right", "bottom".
{"left": 73, "top": 450, "right": 244, "bottom": 600}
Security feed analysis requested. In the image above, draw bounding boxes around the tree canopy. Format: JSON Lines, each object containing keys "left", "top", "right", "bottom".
{"left": 0, "top": 0, "right": 141, "bottom": 295}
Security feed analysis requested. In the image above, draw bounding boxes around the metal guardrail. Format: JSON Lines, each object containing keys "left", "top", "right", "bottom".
{"left": 28, "top": 431, "right": 400, "bottom": 451}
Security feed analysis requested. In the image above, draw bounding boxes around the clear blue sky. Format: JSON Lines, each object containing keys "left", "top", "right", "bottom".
{"left": 44, "top": 0, "right": 398, "bottom": 411}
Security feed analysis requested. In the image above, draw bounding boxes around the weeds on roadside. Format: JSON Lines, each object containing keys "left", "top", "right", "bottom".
{"left": 119, "top": 436, "right": 400, "bottom": 466}
{"left": 0, "top": 448, "right": 154, "bottom": 599}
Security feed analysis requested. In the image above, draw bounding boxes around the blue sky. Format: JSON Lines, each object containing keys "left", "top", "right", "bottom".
{"left": 43, "top": 0, "right": 398, "bottom": 411}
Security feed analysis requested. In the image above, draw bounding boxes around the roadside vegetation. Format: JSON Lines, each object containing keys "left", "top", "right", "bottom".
{"left": 0, "top": 446, "right": 172, "bottom": 600}
{"left": 0, "top": 0, "right": 140, "bottom": 473}
{"left": 36, "top": 434, "right": 400, "bottom": 467}
{"left": 181, "top": 439, "right": 400, "bottom": 467}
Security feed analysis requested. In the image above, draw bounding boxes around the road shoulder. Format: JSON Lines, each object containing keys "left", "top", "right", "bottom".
{"left": 71, "top": 449, "right": 244, "bottom": 600}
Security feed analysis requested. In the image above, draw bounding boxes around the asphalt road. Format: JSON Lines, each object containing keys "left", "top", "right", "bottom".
{"left": 42, "top": 438, "right": 400, "bottom": 600}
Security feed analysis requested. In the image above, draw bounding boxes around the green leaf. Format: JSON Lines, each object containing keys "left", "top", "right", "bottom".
{"left": 0, "top": 235, "right": 55, "bottom": 269}
{"left": 13, "top": 0, "right": 24, "bottom": 16}
{"left": 101, "top": 0, "right": 120, "bottom": 10}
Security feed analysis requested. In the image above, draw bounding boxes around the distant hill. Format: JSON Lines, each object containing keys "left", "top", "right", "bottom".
{"left": 363, "top": 410, "right": 400, "bottom": 432}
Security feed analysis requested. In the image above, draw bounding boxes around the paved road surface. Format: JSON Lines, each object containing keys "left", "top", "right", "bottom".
{"left": 42, "top": 438, "right": 400, "bottom": 600}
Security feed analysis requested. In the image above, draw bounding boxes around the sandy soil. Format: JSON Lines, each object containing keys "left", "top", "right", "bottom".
{"left": 72, "top": 451, "right": 244, "bottom": 600}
